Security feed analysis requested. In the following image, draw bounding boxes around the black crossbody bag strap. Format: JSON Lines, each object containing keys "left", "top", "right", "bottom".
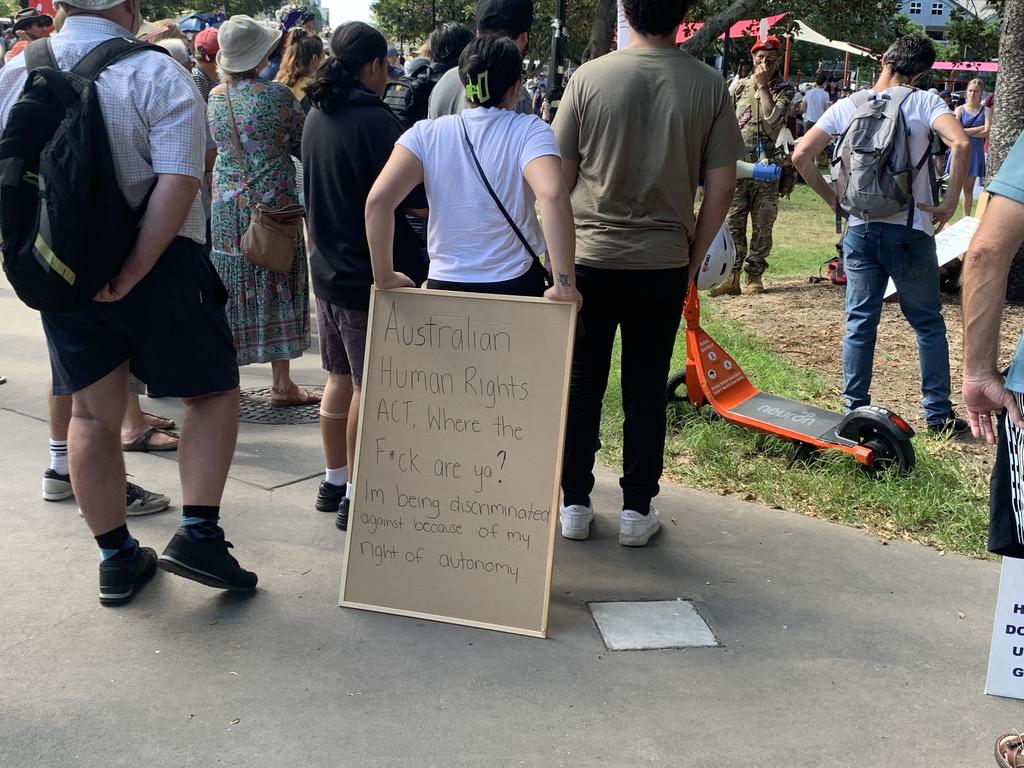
{"left": 459, "top": 116, "right": 549, "bottom": 285}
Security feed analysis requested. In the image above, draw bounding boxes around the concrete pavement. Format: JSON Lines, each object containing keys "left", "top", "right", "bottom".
{"left": 0, "top": 279, "right": 1018, "bottom": 767}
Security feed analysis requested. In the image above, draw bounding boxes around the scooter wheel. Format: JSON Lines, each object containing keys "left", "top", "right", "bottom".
{"left": 666, "top": 372, "right": 688, "bottom": 403}
{"left": 860, "top": 429, "right": 915, "bottom": 475}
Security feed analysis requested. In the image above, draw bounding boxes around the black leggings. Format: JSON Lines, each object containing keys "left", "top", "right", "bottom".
{"left": 426, "top": 268, "right": 545, "bottom": 297}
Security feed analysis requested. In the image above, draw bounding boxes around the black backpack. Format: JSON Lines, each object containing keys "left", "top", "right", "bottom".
{"left": 0, "top": 37, "right": 165, "bottom": 312}
{"left": 383, "top": 62, "right": 448, "bottom": 130}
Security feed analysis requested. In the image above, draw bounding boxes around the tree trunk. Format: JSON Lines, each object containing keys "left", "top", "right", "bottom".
{"left": 582, "top": 0, "right": 617, "bottom": 61}
{"left": 990, "top": 0, "right": 1024, "bottom": 302}
{"left": 680, "top": 0, "right": 764, "bottom": 56}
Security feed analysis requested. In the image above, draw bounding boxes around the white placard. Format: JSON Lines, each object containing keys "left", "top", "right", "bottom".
{"left": 883, "top": 216, "right": 980, "bottom": 299}
{"left": 985, "top": 556, "right": 1024, "bottom": 699}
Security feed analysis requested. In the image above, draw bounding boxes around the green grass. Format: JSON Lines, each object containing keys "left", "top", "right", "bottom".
{"left": 768, "top": 185, "right": 968, "bottom": 277}
{"left": 596, "top": 190, "right": 990, "bottom": 556}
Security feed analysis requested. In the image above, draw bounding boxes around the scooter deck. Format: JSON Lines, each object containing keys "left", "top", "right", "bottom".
{"left": 726, "top": 392, "right": 843, "bottom": 442}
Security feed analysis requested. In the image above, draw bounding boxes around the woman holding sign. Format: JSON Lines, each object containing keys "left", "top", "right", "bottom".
{"left": 366, "top": 34, "right": 581, "bottom": 305}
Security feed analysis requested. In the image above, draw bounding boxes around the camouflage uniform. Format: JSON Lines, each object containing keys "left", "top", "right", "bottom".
{"left": 727, "top": 75, "right": 794, "bottom": 277}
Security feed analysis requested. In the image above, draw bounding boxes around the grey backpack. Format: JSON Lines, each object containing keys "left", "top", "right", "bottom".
{"left": 831, "top": 86, "right": 934, "bottom": 229}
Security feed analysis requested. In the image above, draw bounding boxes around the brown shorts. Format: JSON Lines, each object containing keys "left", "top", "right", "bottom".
{"left": 316, "top": 298, "right": 367, "bottom": 386}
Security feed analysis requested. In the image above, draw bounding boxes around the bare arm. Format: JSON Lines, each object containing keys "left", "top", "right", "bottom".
{"left": 95, "top": 173, "right": 200, "bottom": 301}
{"left": 962, "top": 194, "right": 1024, "bottom": 441}
{"left": 792, "top": 126, "right": 837, "bottom": 211}
{"left": 365, "top": 145, "right": 424, "bottom": 290}
{"left": 919, "top": 112, "right": 970, "bottom": 229}
{"left": 523, "top": 154, "right": 581, "bottom": 306}
{"left": 963, "top": 106, "right": 991, "bottom": 139}
{"left": 689, "top": 164, "right": 737, "bottom": 282}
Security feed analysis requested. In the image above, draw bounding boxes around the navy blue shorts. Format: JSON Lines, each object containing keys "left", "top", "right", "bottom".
{"left": 42, "top": 237, "right": 239, "bottom": 398}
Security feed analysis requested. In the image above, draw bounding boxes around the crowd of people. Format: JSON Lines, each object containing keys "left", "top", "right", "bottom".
{"left": 1, "top": 0, "right": 1020, "bottom": 616}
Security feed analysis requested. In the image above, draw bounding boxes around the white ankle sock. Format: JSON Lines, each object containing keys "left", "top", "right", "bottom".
{"left": 49, "top": 439, "right": 68, "bottom": 475}
{"left": 325, "top": 466, "right": 348, "bottom": 487}
{"left": 345, "top": 482, "right": 353, "bottom": 500}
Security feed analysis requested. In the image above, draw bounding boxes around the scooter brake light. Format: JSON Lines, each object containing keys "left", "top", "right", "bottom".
{"left": 889, "top": 414, "right": 911, "bottom": 433}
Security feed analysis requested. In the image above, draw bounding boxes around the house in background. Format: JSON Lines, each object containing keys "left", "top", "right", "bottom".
{"left": 898, "top": 0, "right": 999, "bottom": 39}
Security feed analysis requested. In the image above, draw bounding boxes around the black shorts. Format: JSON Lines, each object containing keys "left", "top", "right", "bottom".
{"left": 990, "top": 391, "right": 1024, "bottom": 558}
{"left": 42, "top": 237, "right": 239, "bottom": 398}
{"left": 316, "top": 298, "right": 367, "bottom": 385}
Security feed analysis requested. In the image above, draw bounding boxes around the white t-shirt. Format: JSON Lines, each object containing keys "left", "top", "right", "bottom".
{"left": 397, "top": 107, "right": 559, "bottom": 283}
{"left": 802, "top": 87, "right": 831, "bottom": 123}
{"left": 816, "top": 88, "right": 951, "bottom": 234}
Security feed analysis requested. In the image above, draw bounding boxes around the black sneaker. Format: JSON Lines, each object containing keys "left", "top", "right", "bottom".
{"left": 336, "top": 496, "right": 350, "bottom": 531}
{"left": 42, "top": 468, "right": 73, "bottom": 501}
{"left": 927, "top": 413, "right": 971, "bottom": 437}
{"left": 316, "top": 480, "right": 345, "bottom": 512}
{"left": 99, "top": 545, "right": 157, "bottom": 605}
{"left": 157, "top": 522, "right": 258, "bottom": 591}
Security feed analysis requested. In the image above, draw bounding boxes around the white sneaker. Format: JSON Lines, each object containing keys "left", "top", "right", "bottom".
{"left": 619, "top": 507, "right": 661, "bottom": 547}
{"left": 42, "top": 468, "right": 73, "bottom": 501}
{"left": 559, "top": 503, "right": 594, "bottom": 540}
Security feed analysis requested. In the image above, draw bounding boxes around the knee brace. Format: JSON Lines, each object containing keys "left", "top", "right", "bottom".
{"left": 319, "top": 408, "right": 348, "bottom": 421}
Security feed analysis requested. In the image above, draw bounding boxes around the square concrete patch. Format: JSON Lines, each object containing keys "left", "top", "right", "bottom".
{"left": 589, "top": 600, "right": 719, "bottom": 651}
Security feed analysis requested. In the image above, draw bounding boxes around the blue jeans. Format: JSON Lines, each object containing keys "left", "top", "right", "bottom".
{"left": 842, "top": 223, "right": 952, "bottom": 423}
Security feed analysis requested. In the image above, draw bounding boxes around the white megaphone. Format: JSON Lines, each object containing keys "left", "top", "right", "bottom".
{"left": 737, "top": 159, "right": 782, "bottom": 183}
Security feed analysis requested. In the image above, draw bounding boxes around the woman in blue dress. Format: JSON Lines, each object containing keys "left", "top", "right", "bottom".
{"left": 946, "top": 78, "right": 990, "bottom": 217}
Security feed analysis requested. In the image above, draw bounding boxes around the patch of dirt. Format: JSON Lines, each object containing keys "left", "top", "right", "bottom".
{"left": 711, "top": 276, "right": 1024, "bottom": 467}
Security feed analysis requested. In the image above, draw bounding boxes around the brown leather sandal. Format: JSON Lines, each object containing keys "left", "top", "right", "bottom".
{"left": 270, "top": 383, "right": 322, "bottom": 407}
{"left": 142, "top": 412, "right": 176, "bottom": 430}
{"left": 996, "top": 733, "right": 1024, "bottom": 768}
{"left": 122, "top": 427, "right": 179, "bottom": 452}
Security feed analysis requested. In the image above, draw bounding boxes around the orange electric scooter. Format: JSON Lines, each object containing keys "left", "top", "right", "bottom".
{"left": 666, "top": 283, "right": 916, "bottom": 474}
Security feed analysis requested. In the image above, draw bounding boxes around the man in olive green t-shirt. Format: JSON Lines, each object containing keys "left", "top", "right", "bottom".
{"left": 551, "top": 0, "right": 745, "bottom": 547}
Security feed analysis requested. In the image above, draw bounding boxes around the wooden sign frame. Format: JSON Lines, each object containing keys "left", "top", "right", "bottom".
{"left": 339, "top": 287, "right": 577, "bottom": 638}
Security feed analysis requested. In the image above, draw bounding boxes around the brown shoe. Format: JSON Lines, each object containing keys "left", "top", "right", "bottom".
{"left": 745, "top": 273, "right": 765, "bottom": 294}
{"left": 997, "top": 733, "right": 1024, "bottom": 767}
{"left": 708, "top": 270, "right": 741, "bottom": 297}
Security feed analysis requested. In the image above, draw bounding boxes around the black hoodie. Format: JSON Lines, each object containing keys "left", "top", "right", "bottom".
{"left": 302, "top": 83, "right": 427, "bottom": 311}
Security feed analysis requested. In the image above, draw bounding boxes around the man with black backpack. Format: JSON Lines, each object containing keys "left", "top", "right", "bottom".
{"left": 383, "top": 21, "right": 473, "bottom": 130}
{"left": 0, "top": 0, "right": 257, "bottom": 604}
{"left": 793, "top": 33, "right": 971, "bottom": 435}
{"left": 427, "top": 0, "right": 534, "bottom": 118}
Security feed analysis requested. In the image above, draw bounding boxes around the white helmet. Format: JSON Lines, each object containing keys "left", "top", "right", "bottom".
{"left": 696, "top": 227, "right": 737, "bottom": 290}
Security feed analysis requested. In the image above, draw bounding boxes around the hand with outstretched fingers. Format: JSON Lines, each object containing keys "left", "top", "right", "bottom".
{"left": 963, "top": 373, "right": 1024, "bottom": 444}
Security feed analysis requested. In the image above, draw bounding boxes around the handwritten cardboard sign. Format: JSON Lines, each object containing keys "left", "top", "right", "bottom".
{"left": 339, "top": 287, "right": 576, "bottom": 637}
{"left": 986, "top": 556, "right": 1024, "bottom": 699}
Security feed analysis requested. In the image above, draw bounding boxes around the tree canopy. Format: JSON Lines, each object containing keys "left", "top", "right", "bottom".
{"left": 139, "top": 0, "right": 279, "bottom": 22}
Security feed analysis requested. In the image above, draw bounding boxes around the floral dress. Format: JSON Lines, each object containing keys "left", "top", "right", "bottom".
{"left": 208, "top": 78, "right": 311, "bottom": 366}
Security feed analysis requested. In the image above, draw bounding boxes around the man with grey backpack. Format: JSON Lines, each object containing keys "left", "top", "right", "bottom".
{"left": 793, "top": 34, "right": 971, "bottom": 436}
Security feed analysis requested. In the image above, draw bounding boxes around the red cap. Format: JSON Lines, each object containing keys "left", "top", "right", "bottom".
{"left": 195, "top": 28, "right": 220, "bottom": 56}
{"left": 750, "top": 35, "right": 782, "bottom": 54}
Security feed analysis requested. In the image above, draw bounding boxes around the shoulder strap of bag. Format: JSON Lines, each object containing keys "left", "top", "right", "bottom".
{"left": 25, "top": 38, "right": 58, "bottom": 71}
{"left": 964, "top": 107, "right": 984, "bottom": 128}
{"left": 223, "top": 84, "right": 251, "bottom": 198}
{"left": 459, "top": 115, "right": 540, "bottom": 265}
{"left": 71, "top": 37, "right": 167, "bottom": 81}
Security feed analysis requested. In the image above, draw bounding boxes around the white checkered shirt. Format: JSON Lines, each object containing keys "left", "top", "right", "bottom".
{"left": 0, "top": 16, "right": 207, "bottom": 243}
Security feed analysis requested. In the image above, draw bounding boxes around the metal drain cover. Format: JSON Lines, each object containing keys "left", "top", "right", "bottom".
{"left": 239, "top": 387, "right": 322, "bottom": 425}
